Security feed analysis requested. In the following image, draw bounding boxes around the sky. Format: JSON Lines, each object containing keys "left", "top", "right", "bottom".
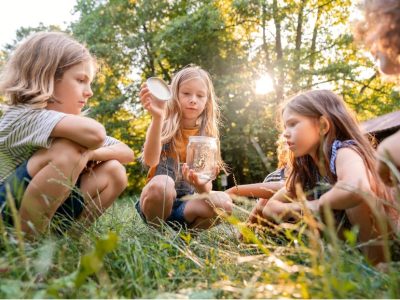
{"left": 0, "top": 0, "right": 79, "bottom": 48}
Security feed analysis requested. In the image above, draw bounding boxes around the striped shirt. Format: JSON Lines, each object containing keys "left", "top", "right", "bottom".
{"left": 263, "top": 167, "right": 285, "bottom": 183}
{"left": 0, "top": 105, "right": 119, "bottom": 184}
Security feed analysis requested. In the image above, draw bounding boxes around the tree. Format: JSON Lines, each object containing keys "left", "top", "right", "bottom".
{"left": 3, "top": 0, "right": 395, "bottom": 191}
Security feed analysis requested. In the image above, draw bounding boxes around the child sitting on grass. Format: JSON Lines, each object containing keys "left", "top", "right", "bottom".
{"left": 137, "top": 65, "right": 232, "bottom": 230}
{"left": 248, "top": 89, "right": 395, "bottom": 265}
{"left": 0, "top": 32, "right": 134, "bottom": 238}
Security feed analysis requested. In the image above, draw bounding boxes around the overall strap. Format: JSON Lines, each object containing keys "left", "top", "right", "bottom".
{"left": 329, "top": 140, "right": 357, "bottom": 175}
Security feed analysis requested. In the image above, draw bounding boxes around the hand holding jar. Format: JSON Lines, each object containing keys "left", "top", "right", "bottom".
{"left": 184, "top": 136, "right": 218, "bottom": 189}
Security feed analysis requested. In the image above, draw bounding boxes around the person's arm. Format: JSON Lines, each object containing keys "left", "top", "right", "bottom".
{"left": 91, "top": 142, "right": 134, "bottom": 164}
{"left": 317, "top": 147, "right": 371, "bottom": 210}
{"left": 226, "top": 181, "right": 283, "bottom": 199}
{"left": 51, "top": 115, "right": 106, "bottom": 149}
{"left": 142, "top": 117, "right": 164, "bottom": 167}
{"left": 376, "top": 130, "right": 400, "bottom": 186}
{"left": 139, "top": 83, "right": 167, "bottom": 167}
{"left": 261, "top": 187, "right": 302, "bottom": 223}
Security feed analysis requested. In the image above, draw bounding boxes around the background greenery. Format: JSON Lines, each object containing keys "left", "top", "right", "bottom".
{"left": 1, "top": 0, "right": 399, "bottom": 193}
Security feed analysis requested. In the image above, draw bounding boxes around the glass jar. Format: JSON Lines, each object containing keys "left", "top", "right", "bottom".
{"left": 186, "top": 136, "right": 218, "bottom": 184}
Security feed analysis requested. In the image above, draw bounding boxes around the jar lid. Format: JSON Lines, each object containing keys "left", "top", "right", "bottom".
{"left": 146, "top": 77, "right": 171, "bottom": 101}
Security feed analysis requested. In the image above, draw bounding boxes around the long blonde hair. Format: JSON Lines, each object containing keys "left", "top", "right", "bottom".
{"left": 282, "top": 90, "right": 390, "bottom": 203}
{"left": 0, "top": 31, "right": 95, "bottom": 108}
{"left": 162, "top": 66, "right": 222, "bottom": 159}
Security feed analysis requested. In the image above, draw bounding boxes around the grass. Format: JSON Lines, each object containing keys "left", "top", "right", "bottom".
{"left": 0, "top": 195, "right": 400, "bottom": 298}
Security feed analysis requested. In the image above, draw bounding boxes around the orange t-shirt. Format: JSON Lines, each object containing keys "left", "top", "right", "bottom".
{"left": 147, "top": 127, "right": 199, "bottom": 182}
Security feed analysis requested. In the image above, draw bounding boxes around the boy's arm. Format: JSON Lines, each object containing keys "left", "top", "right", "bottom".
{"left": 91, "top": 142, "right": 134, "bottom": 164}
{"left": 226, "top": 182, "right": 283, "bottom": 198}
{"left": 51, "top": 115, "right": 106, "bottom": 149}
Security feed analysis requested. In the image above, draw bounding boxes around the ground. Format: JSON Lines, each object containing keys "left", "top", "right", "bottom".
{"left": 0, "top": 196, "right": 399, "bottom": 298}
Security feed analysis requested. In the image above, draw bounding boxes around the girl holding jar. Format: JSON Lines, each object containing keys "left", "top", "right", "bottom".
{"left": 137, "top": 65, "right": 232, "bottom": 230}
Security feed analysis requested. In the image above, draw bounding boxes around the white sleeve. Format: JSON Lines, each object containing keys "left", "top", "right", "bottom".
{"left": 8, "top": 109, "right": 66, "bottom": 149}
{"left": 103, "top": 136, "right": 121, "bottom": 146}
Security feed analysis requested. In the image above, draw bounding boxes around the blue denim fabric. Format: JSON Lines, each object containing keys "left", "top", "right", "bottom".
{"left": 0, "top": 160, "right": 85, "bottom": 231}
{"left": 135, "top": 198, "right": 189, "bottom": 229}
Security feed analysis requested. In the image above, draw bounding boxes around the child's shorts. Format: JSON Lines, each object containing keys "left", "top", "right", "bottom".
{"left": 135, "top": 198, "right": 189, "bottom": 229}
{"left": 0, "top": 160, "right": 85, "bottom": 231}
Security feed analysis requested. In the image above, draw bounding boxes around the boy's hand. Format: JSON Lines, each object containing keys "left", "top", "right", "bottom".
{"left": 139, "top": 83, "right": 167, "bottom": 119}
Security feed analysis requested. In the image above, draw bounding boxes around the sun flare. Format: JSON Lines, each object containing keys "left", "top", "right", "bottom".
{"left": 255, "top": 74, "right": 274, "bottom": 95}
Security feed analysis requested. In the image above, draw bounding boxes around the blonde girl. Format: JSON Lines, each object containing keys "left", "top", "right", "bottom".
{"left": 0, "top": 32, "right": 134, "bottom": 237}
{"left": 137, "top": 66, "right": 232, "bottom": 229}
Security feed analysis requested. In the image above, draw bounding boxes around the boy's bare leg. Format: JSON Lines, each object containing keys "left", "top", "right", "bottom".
{"left": 77, "top": 160, "right": 127, "bottom": 225}
{"left": 19, "top": 139, "right": 89, "bottom": 236}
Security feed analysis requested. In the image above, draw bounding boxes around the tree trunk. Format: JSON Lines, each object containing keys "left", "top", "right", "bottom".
{"left": 273, "top": 0, "right": 284, "bottom": 103}
{"left": 293, "top": 0, "right": 307, "bottom": 91}
{"left": 307, "top": 3, "right": 321, "bottom": 87}
{"left": 262, "top": 2, "right": 277, "bottom": 91}
{"left": 142, "top": 23, "right": 155, "bottom": 76}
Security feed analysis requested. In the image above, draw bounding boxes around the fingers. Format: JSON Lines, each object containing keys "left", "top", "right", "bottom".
{"left": 140, "top": 90, "right": 152, "bottom": 105}
{"left": 247, "top": 199, "right": 267, "bottom": 224}
{"left": 182, "top": 164, "right": 196, "bottom": 185}
{"left": 182, "top": 163, "right": 189, "bottom": 179}
{"left": 139, "top": 84, "right": 155, "bottom": 107}
{"left": 247, "top": 207, "right": 259, "bottom": 224}
{"left": 139, "top": 83, "right": 148, "bottom": 99}
{"left": 189, "top": 169, "right": 198, "bottom": 185}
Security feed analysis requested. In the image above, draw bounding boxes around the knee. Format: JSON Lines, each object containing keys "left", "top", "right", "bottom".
{"left": 28, "top": 139, "right": 89, "bottom": 177}
{"left": 49, "top": 139, "right": 89, "bottom": 169}
{"left": 103, "top": 160, "right": 128, "bottom": 191}
{"left": 140, "top": 176, "right": 176, "bottom": 211}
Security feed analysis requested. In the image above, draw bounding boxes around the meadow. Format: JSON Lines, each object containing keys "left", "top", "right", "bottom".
{"left": 1, "top": 196, "right": 399, "bottom": 299}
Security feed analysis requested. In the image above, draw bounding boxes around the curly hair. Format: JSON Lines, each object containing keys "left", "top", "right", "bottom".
{"left": 354, "top": 0, "right": 400, "bottom": 63}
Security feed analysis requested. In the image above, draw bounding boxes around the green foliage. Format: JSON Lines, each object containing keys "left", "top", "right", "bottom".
{"left": 0, "top": 198, "right": 399, "bottom": 298}
{"left": 74, "top": 231, "right": 118, "bottom": 288}
{"left": 1, "top": 0, "right": 399, "bottom": 191}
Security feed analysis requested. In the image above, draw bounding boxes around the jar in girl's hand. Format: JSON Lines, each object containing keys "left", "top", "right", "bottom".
{"left": 186, "top": 136, "right": 218, "bottom": 184}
